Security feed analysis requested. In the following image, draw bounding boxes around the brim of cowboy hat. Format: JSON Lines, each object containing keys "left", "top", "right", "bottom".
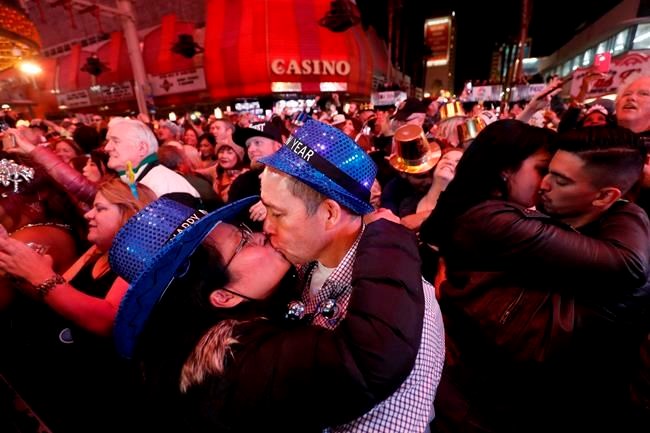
{"left": 113, "top": 195, "right": 258, "bottom": 359}
{"left": 259, "top": 146, "right": 374, "bottom": 215}
{"left": 388, "top": 146, "right": 442, "bottom": 174}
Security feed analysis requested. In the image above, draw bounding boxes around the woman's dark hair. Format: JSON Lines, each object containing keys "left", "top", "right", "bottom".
{"left": 136, "top": 245, "right": 230, "bottom": 393}
{"left": 421, "top": 119, "right": 556, "bottom": 247}
{"left": 197, "top": 133, "right": 217, "bottom": 163}
{"left": 215, "top": 146, "right": 248, "bottom": 177}
{"left": 53, "top": 137, "right": 83, "bottom": 157}
{"left": 185, "top": 246, "right": 230, "bottom": 312}
{"left": 89, "top": 148, "right": 115, "bottom": 179}
{"left": 578, "top": 111, "right": 617, "bottom": 129}
{"left": 198, "top": 133, "right": 216, "bottom": 147}
{"left": 183, "top": 124, "right": 199, "bottom": 141}
{"left": 69, "top": 154, "right": 89, "bottom": 173}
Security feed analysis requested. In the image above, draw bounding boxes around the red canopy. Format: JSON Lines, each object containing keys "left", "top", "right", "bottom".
{"left": 204, "top": 0, "right": 382, "bottom": 99}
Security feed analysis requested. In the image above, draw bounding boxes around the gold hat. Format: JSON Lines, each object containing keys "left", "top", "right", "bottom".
{"left": 457, "top": 117, "right": 487, "bottom": 145}
{"left": 389, "top": 124, "right": 442, "bottom": 174}
{"left": 439, "top": 101, "right": 465, "bottom": 120}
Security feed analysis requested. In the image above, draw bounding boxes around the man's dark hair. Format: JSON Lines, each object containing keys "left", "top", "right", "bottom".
{"left": 555, "top": 126, "right": 647, "bottom": 195}
{"left": 72, "top": 125, "right": 100, "bottom": 153}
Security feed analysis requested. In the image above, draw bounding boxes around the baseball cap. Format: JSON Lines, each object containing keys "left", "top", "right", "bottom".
{"left": 233, "top": 122, "right": 282, "bottom": 148}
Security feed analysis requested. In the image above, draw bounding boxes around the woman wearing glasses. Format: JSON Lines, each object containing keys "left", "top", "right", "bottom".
{"left": 126, "top": 209, "right": 424, "bottom": 433}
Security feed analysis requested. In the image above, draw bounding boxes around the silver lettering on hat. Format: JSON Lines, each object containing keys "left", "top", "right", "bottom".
{"left": 286, "top": 136, "right": 315, "bottom": 162}
{"left": 171, "top": 212, "right": 203, "bottom": 238}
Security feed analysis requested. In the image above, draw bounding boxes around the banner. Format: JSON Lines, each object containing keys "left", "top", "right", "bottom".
{"left": 370, "top": 90, "right": 407, "bottom": 107}
{"left": 467, "top": 85, "right": 501, "bottom": 102}
{"left": 466, "top": 84, "right": 546, "bottom": 102}
{"left": 511, "top": 84, "right": 546, "bottom": 101}
{"left": 569, "top": 50, "right": 650, "bottom": 99}
{"left": 148, "top": 68, "right": 207, "bottom": 96}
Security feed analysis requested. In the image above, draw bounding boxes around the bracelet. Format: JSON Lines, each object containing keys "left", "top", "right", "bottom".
{"left": 34, "top": 274, "right": 66, "bottom": 300}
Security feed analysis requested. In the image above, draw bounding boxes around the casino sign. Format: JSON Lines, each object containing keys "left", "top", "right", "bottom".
{"left": 204, "top": 0, "right": 388, "bottom": 98}
{"left": 270, "top": 59, "right": 351, "bottom": 76}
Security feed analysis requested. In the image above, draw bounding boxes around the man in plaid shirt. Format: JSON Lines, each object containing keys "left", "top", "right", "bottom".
{"left": 260, "top": 117, "right": 445, "bottom": 432}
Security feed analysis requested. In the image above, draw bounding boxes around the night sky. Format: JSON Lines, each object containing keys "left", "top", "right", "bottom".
{"left": 357, "top": 0, "right": 623, "bottom": 92}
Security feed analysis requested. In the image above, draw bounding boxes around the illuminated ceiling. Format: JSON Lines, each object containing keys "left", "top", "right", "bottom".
{"left": 0, "top": 0, "right": 40, "bottom": 72}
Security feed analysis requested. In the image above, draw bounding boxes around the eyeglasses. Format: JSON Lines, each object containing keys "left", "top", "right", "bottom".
{"left": 220, "top": 286, "right": 258, "bottom": 302}
{"left": 221, "top": 223, "right": 257, "bottom": 302}
{"left": 223, "top": 223, "right": 254, "bottom": 270}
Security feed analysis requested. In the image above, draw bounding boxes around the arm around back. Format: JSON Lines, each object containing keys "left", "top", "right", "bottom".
{"left": 453, "top": 200, "right": 649, "bottom": 289}
{"left": 191, "top": 219, "right": 425, "bottom": 430}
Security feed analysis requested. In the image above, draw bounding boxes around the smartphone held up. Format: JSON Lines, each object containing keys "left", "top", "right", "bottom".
{"left": 594, "top": 52, "right": 612, "bottom": 74}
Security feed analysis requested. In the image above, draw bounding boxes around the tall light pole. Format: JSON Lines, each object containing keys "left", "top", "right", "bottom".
{"left": 501, "top": 0, "right": 531, "bottom": 109}
{"left": 116, "top": 0, "right": 150, "bottom": 118}
{"left": 52, "top": 0, "right": 150, "bottom": 118}
{"left": 513, "top": 0, "right": 531, "bottom": 83}
{"left": 387, "top": 0, "right": 394, "bottom": 85}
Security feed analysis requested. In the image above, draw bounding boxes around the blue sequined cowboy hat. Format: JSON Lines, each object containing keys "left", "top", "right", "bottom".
{"left": 258, "top": 115, "right": 377, "bottom": 215}
{"left": 109, "top": 195, "right": 257, "bottom": 358}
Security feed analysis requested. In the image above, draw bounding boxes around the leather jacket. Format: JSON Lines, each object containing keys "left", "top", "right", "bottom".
{"left": 434, "top": 199, "right": 650, "bottom": 433}
{"left": 30, "top": 146, "right": 96, "bottom": 210}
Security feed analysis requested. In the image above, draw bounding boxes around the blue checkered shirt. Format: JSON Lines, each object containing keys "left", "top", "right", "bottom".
{"left": 300, "top": 229, "right": 446, "bottom": 432}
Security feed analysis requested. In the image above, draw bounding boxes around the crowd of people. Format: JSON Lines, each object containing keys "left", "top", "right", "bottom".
{"left": 0, "top": 72, "right": 647, "bottom": 433}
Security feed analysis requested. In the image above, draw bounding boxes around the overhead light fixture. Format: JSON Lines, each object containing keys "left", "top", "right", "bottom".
{"left": 171, "top": 34, "right": 204, "bottom": 58}
{"left": 318, "top": 0, "right": 361, "bottom": 33}
{"left": 0, "top": 2, "right": 41, "bottom": 72}
{"left": 81, "top": 54, "right": 110, "bottom": 76}
{"left": 18, "top": 60, "right": 42, "bottom": 75}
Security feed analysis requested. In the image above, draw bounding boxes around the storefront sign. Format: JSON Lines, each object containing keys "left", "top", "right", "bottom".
{"left": 149, "top": 68, "right": 207, "bottom": 96}
{"left": 56, "top": 90, "right": 91, "bottom": 109}
{"left": 271, "top": 59, "right": 351, "bottom": 76}
{"left": 424, "top": 17, "right": 451, "bottom": 64}
{"left": 56, "top": 82, "right": 134, "bottom": 108}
